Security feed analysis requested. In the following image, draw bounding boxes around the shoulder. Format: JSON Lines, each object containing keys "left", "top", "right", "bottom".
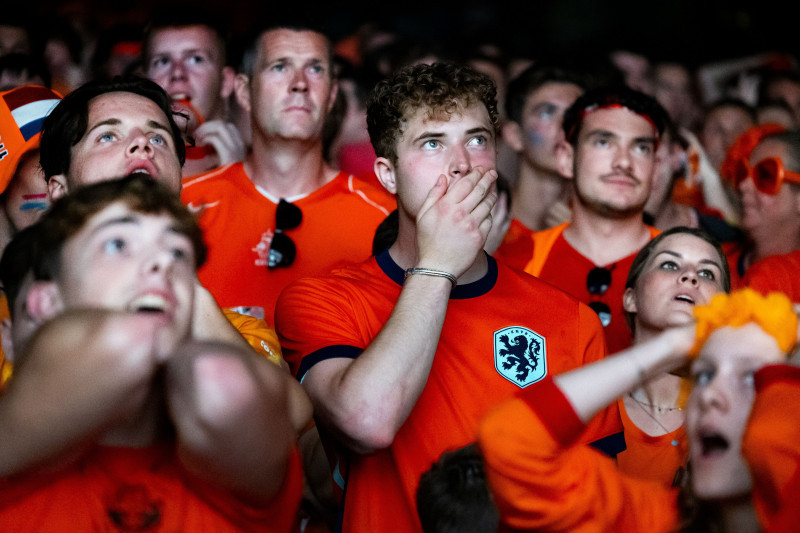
{"left": 181, "top": 162, "right": 243, "bottom": 192}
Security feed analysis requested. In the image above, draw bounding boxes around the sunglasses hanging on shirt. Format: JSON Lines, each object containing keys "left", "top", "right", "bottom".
{"left": 586, "top": 265, "right": 614, "bottom": 327}
{"left": 268, "top": 199, "right": 303, "bottom": 269}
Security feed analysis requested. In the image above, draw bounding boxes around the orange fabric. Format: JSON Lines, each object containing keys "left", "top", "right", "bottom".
{"left": 222, "top": 308, "right": 283, "bottom": 367}
{"left": 0, "top": 294, "right": 10, "bottom": 391}
{"left": 743, "top": 250, "right": 800, "bottom": 302}
{"left": 493, "top": 218, "right": 534, "bottom": 271}
{"left": 181, "top": 163, "right": 395, "bottom": 326}
{"left": 723, "top": 240, "right": 749, "bottom": 290}
{"left": 276, "top": 252, "right": 619, "bottom": 533}
{"left": 478, "top": 378, "right": 679, "bottom": 532}
{"left": 616, "top": 398, "right": 687, "bottom": 486}
{"left": 744, "top": 365, "right": 800, "bottom": 533}
{"left": 524, "top": 225, "right": 660, "bottom": 354}
{"left": 0, "top": 444, "right": 304, "bottom": 532}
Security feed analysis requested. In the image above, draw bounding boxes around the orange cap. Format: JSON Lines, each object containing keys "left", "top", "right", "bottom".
{"left": 0, "top": 85, "right": 62, "bottom": 194}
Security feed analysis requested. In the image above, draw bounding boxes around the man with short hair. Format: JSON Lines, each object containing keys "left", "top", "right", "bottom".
{"left": 521, "top": 86, "right": 666, "bottom": 353}
{"left": 181, "top": 19, "right": 394, "bottom": 326}
{"left": 0, "top": 175, "right": 303, "bottom": 531}
{"left": 142, "top": 7, "right": 245, "bottom": 177}
{"left": 493, "top": 63, "right": 587, "bottom": 267}
{"left": 276, "top": 62, "right": 621, "bottom": 533}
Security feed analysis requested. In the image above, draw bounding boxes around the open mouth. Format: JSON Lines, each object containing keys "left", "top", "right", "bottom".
{"left": 129, "top": 294, "right": 169, "bottom": 315}
{"left": 674, "top": 294, "right": 695, "bottom": 304}
{"left": 700, "top": 433, "right": 729, "bottom": 457}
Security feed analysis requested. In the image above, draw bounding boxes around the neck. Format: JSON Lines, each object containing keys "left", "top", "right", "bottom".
{"left": 564, "top": 207, "right": 651, "bottom": 265}
{"left": 751, "top": 224, "right": 800, "bottom": 263}
{"left": 246, "top": 134, "right": 335, "bottom": 198}
{"left": 718, "top": 496, "right": 761, "bottom": 533}
{"left": 512, "top": 163, "right": 567, "bottom": 231}
{"left": 633, "top": 372, "right": 684, "bottom": 408}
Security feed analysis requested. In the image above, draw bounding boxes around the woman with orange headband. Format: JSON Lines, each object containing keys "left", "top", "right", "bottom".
{"left": 478, "top": 287, "right": 798, "bottom": 532}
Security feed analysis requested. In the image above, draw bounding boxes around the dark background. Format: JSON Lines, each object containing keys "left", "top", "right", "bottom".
{"left": 14, "top": 0, "right": 799, "bottom": 68}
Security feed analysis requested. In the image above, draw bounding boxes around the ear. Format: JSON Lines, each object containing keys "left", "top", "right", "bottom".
{"left": 374, "top": 157, "right": 397, "bottom": 195}
{"left": 48, "top": 175, "right": 69, "bottom": 201}
{"left": 501, "top": 121, "right": 525, "bottom": 153}
{"left": 622, "top": 287, "right": 638, "bottom": 314}
{"left": 234, "top": 74, "right": 251, "bottom": 112}
{"left": 1, "top": 318, "right": 14, "bottom": 364}
{"left": 220, "top": 66, "right": 237, "bottom": 100}
{"left": 326, "top": 79, "right": 339, "bottom": 114}
{"left": 555, "top": 140, "right": 574, "bottom": 179}
{"left": 26, "top": 281, "right": 64, "bottom": 323}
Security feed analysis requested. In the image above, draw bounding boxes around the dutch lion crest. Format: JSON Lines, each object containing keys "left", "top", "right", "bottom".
{"left": 494, "top": 326, "right": 547, "bottom": 388}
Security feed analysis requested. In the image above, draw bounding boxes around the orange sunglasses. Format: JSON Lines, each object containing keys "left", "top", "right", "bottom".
{"left": 732, "top": 157, "right": 800, "bottom": 195}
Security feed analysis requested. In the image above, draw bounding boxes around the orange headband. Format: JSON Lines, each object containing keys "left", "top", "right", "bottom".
{"left": 689, "top": 288, "right": 798, "bottom": 358}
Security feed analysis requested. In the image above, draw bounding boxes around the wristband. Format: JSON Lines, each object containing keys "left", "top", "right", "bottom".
{"left": 404, "top": 267, "right": 457, "bottom": 288}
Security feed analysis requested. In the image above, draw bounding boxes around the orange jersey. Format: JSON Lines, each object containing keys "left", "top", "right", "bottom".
{"left": 181, "top": 163, "right": 395, "bottom": 326}
{"left": 616, "top": 398, "right": 688, "bottom": 486}
{"left": 478, "top": 377, "right": 679, "bottom": 532}
{"left": 493, "top": 218, "right": 534, "bottom": 271}
{"left": 742, "top": 250, "right": 800, "bottom": 302}
{"left": 223, "top": 308, "right": 283, "bottom": 366}
{"left": 745, "top": 365, "right": 800, "bottom": 533}
{"left": 276, "top": 251, "right": 621, "bottom": 533}
{"left": 0, "top": 444, "right": 304, "bottom": 532}
{"left": 522, "top": 223, "right": 660, "bottom": 354}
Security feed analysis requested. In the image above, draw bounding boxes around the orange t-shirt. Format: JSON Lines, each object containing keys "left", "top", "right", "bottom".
{"left": 523, "top": 223, "right": 660, "bottom": 354}
{"left": 742, "top": 250, "right": 800, "bottom": 302}
{"left": 181, "top": 163, "right": 395, "bottom": 326}
{"left": 0, "top": 444, "right": 304, "bottom": 532}
{"left": 744, "top": 365, "right": 800, "bottom": 533}
{"left": 616, "top": 398, "right": 687, "bottom": 486}
{"left": 493, "top": 218, "right": 534, "bottom": 271}
{"left": 478, "top": 377, "right": 679, "bottom": 532}
{"left": 276, "top": 251, "right": 621, "bottom": 533}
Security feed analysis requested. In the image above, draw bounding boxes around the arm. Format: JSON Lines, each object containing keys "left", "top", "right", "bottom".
{"left": 0, "top": 310, "right": 163, "bottom": 477}
{"left": 165, "top": 340, "right": 296, "bottom": 506}
{"left": 556, "top": 325, "right": 695, "bottom": 424}
{"left": 297, "top": 168, "right": 497, "bottom": 454}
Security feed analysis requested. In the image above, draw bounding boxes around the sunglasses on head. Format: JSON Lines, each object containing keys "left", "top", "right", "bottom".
{"left": 268, "top": 199, "right": 302, "bottom": 269}
{"left": 732, "top": 157, "right": 800, "bottom": 195}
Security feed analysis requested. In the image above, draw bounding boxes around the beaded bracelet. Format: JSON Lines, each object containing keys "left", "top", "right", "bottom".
{"left": 404, "top": 267, "right": 458, "bottom": 288}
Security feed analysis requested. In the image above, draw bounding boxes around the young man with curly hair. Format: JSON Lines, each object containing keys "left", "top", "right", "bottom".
{"left": 276, "top": 62, "right": 623, "bottom": 533}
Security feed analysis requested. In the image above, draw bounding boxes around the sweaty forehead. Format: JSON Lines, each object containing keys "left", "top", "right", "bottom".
{"left": 87, "top": 92, "right": 169, "bottom": 127}
{"left": 259, "top": 29, "right": 330, "bottom": 62}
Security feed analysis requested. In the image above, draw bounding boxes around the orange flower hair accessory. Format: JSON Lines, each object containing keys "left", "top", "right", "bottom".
{"left": 689, "top": 288, "right": 798, "bottom": 358}
{"left": 720, "top": 123, "right": 787, "bottom": 185}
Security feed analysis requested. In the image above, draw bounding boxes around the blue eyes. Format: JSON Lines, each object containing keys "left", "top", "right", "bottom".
{"left": 103, "top": 238, "right": 126, "bottom": 254}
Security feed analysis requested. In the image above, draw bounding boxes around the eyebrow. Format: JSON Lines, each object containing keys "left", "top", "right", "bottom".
{"left": 85, "top": 118, "right": 172, "bottom": 139}
{"left": 411, "top": 126, "right": 493, "bottom": 144}
{"left": 654, "top": 250, "right": 723, "bottom": 269}
{"left": 89, "top": 213, "right": 187, "bottom": 239}
{"left": 584, "top": 128, "right": 657, "bottom": 144}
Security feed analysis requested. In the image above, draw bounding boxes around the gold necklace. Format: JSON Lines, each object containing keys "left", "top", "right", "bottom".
{"left": 627, "top": 392, "right": 683, "bottom": 412}
{"left": 627, "top": 393, "right": 683, "bottom": 446}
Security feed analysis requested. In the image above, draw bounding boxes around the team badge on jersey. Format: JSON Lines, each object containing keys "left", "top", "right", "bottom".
{"left": 494, "top": 326, "right": 547, "bottom": 388}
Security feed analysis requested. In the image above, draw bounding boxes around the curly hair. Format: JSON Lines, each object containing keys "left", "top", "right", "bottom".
{"left": 562, "top": 85, "right": 667, "bottom": 146}
{"left": 366, "top": 62, "right": 499, "bottom": 164}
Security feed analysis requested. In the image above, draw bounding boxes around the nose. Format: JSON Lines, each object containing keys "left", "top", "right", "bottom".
{"left": 448, "top": 145, "right": 471, "bottom": 179}
{"left": 291, "top": 68, "right": 308, "bottom": 93}
{"left": 738, "top": 172, "right": 755, "bottom": 194}
{"left": 169, "top": 58, "right": 187, "bottom": 81}
{"left": 128, "top": 130, "right": 154, "bottom": 158}
{"left": 143, "top": 246, "right": 175, "bottom": 276}
{"left": 613, "top": 146, "right": 633, "bottom": 171}
{"left": 696, "top": 376, "right": 730, "bottom": 413}
{"left": 680, "top": 270, "right": 699, "bottom": 286}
